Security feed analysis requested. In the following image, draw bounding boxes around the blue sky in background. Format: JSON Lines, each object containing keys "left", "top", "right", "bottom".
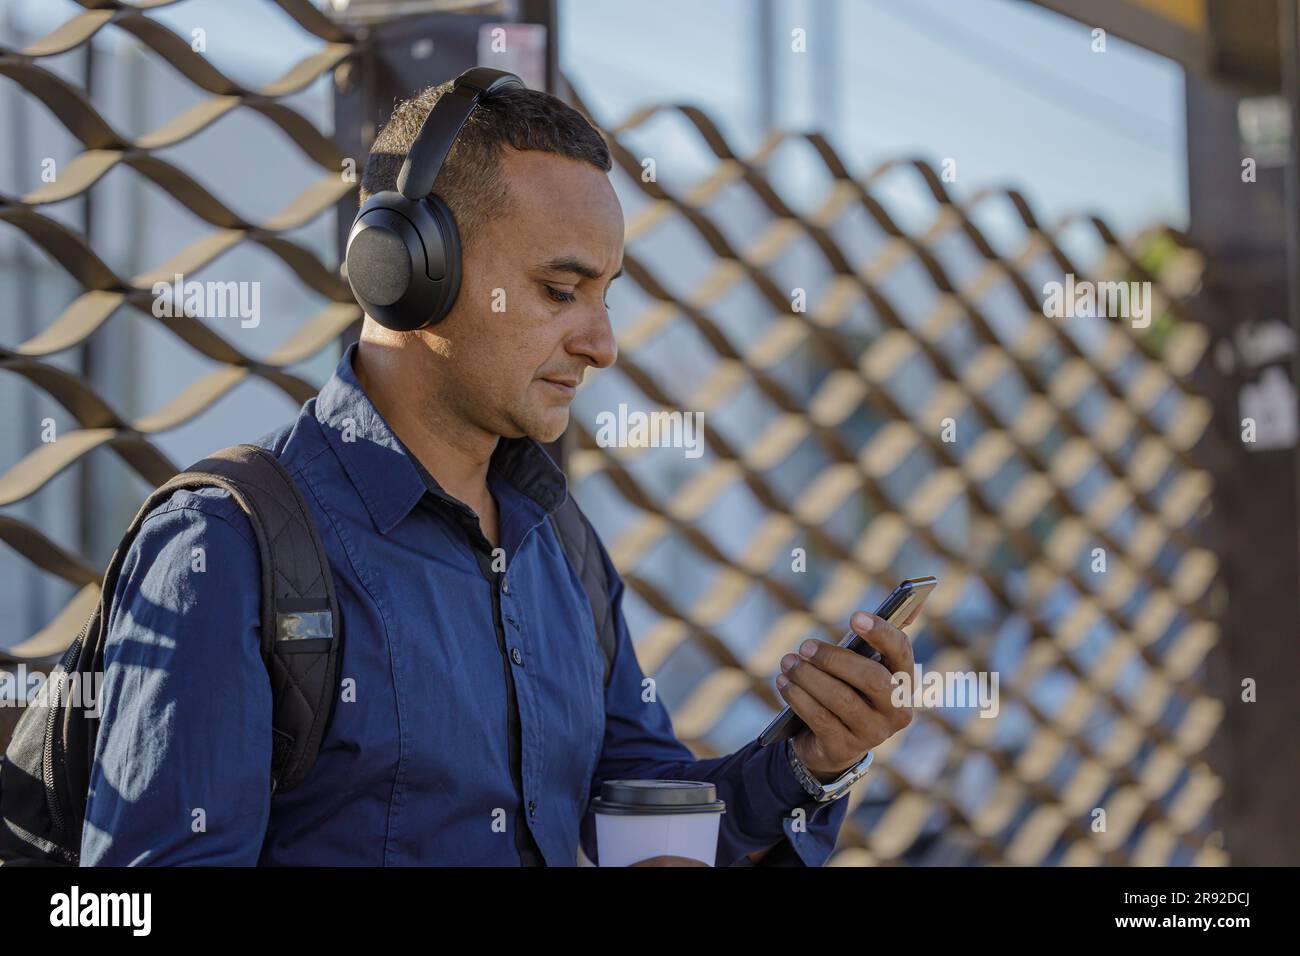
{"left": 561, "top": 0, "right": 1187, "bottom": 240}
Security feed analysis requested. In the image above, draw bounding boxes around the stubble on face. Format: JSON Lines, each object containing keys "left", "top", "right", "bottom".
{"left": 429, "top": 148, "right": 624, "bottom": 446}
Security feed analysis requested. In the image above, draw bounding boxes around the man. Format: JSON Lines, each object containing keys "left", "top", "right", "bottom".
{"left": 81, "top": 77, "right": 914, "bottom": 866}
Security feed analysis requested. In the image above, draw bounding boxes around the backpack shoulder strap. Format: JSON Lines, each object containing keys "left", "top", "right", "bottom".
{"left": 1, "top": 443, "right": 339, "bottom": 865}
{"left": 152, "top": 444, "right": 341, "bottom": 793}
{"left": 548, "top": 495, "right": 617, "bottom": 687}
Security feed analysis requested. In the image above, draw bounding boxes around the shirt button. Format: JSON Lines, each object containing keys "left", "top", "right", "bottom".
{"left": 511, "top": 647, "right": 523, "bottom": 666}
{"left": 528, "top": 800, "right": 537, "bottom": 818}
{"left": 500, "top": 575, "right": 510, "bottom": 594}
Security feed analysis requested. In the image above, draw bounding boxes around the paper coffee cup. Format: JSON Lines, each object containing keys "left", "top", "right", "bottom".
{"left": 591, "top": 780, "right": 726, "bottom": 867}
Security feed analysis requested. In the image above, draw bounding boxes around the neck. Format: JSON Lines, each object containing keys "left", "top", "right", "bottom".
{"left": 352, "top": 337, "right": 497, "bottom": 512}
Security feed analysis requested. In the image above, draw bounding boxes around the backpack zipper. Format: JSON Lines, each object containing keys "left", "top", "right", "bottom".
{"left": 42, "top": 671, "right": 67, "bottom": 835}
{"left": 42, "top": 625, "right": 87, "bottom": 838}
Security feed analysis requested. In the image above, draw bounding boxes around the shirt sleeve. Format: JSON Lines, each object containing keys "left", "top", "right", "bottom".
{"left": 80, "top": 489, "right": 272, "bottom": 866}
{"left": 579, "top": 524, "right": 850, "bottom": 867}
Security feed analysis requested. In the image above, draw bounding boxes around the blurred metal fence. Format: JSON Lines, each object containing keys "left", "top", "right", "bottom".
{"left": 563, "top": 85, "right": 1225, "bottom": 866}
{"left": 0, "top": 0, "right": 361, "bottom": 661}
{"left": 0, "top": 0, "right": 1226, "bottom": 866}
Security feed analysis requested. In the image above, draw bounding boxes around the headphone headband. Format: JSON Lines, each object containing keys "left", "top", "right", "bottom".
{"left": 396, "top": 67, "right": 525, "bottom": 201}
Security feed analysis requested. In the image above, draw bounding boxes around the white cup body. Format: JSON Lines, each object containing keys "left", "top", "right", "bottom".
{"left": 594, "top": 811, "right": 722, "bottom": 867}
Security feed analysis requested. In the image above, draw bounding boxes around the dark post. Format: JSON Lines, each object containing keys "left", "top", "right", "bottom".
{"left": 1282, "top": 0, "right": 1300, "bottom": 588}
{"left": 1185, "top": 53, "right": 1300, "bottom": 863}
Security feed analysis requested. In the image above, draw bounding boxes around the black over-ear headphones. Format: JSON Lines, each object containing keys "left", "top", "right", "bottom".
{"left": 344, "top": 67, "right": 525, "bottom": 332}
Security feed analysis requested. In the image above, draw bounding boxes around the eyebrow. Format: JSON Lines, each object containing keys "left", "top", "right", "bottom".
{"left": 539, "top": 256, "right": 623, "bottom": 283}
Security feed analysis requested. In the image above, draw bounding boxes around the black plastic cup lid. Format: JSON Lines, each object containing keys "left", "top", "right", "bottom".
{"left": 591, "top": 779, "right": 726, "bottom": 816}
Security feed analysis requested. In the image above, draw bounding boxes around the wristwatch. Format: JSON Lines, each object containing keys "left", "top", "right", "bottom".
{"left": 785, "top": 738, "right": 873, "bottom": 802}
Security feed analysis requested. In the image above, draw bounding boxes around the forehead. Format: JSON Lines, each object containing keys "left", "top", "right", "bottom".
{"left": 496, "top": 148, "right": 624, "bottom": 261}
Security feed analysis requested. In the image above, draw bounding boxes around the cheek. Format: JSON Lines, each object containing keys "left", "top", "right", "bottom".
{"left": 465, "top": 325, "right": 547, "bottom": 406}
{"left": 456, "top": 279, "right": 528, "bottom": 355}
{"left": 456, "top": 276, "right": 563, "bottom": 385}
{"left": 502, "top": 301, "right": 565, "bottom": 368}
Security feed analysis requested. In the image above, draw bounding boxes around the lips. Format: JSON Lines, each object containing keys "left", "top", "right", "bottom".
{"left": 541, "top": 377, "right": 578, "bottom": 397}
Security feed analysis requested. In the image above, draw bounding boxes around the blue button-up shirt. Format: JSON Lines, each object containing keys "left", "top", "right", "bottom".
{"left": 81, "top": 344, "right": 849, "bottom": 865}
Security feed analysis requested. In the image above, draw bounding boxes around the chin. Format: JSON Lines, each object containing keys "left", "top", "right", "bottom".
{"left": 527, "top": 409, "right": 570, "bottom": 445}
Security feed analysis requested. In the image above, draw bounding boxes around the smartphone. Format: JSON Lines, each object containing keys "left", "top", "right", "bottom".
{"left": 757, "top": 576, "right": 938, "bottom": 748}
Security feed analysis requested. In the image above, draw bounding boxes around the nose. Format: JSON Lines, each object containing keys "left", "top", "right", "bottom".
{"left": 571, "top": 302, "right": 618, "bottom": 371}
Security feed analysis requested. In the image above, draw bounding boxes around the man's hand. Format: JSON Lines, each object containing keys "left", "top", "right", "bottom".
{"left": 777, "top": 611, "right": 915, "bottom": 781}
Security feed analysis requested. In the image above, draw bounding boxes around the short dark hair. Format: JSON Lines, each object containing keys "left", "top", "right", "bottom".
{"left": 359, "top": 81, "right": 612, "bottom": 250}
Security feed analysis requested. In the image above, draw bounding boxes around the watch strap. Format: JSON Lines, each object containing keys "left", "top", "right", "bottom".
{"left": 784, "top": 739, "right": 873, "bottom": 802}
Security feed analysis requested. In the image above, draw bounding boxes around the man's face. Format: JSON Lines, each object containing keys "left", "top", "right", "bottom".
{"left": 425, "top": 147, "right": 623, "bottom": 444}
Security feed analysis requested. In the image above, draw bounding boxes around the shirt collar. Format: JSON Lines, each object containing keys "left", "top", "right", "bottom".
{"left": 314, "top": 343, "right": 569, "bottom": 534}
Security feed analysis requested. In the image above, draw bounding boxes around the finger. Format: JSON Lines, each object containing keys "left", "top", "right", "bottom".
{"left": 776, "top": 672, "right": 852, "bottom": 744}
{"left": 783, "top": 649, "right": 879, "bottom": 728}
{"left": 795, "top": 640, "right": 897, "bottom": 713}
{"left": 850, "top": 611, "right": 915, "bottom": 676}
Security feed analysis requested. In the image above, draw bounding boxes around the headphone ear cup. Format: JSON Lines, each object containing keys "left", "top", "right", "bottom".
{"left": 345, "top": 191, "right": 463, "bottom": 332}
{"left": 420, "top": 193, "right": 462, "bottom": 327}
